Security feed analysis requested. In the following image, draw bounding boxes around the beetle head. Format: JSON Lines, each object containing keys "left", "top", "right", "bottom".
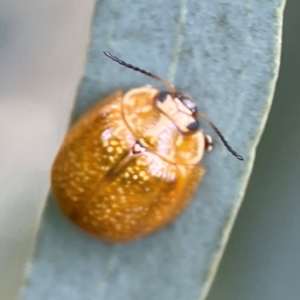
{"left": 154, "top": 91, "right": 199, "bottom": 134}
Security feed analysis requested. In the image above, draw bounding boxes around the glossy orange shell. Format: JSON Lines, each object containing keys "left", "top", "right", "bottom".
{"left": 51, "top": 87, "right": 205, "bottom": 242}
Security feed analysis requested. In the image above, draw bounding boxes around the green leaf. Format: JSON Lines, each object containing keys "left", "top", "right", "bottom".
{"left": 22, "top": 1, "right": 285, "bottom": 300}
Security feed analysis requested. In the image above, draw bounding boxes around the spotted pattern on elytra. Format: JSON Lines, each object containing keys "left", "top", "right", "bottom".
{"left": 64, "top": 152, "right": 204, "bottom": 242}
{"left": 52, "top": 91, "right": 135, "bottom": 218}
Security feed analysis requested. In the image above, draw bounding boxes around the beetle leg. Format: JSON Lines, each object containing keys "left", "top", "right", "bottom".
{"left": 205, "top": 135, "right": 213, "bottom": 152}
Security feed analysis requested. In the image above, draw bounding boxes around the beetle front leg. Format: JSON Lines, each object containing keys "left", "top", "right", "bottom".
{"left": 204, "top": 135, "right": 213, "bottom": 152}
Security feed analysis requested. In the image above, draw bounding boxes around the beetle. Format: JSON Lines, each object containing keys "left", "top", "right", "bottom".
{"left": 51, "top": 51, "right": 243, "bottom": 243}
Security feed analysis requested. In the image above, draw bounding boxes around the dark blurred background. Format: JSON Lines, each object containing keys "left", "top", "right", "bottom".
{"left": 207, "top": 1, "right": 300, "bottom": 299}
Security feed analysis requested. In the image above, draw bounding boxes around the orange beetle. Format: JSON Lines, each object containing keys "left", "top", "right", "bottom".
{"left": 51, "top": 52, "right": 243, "bottom": 243}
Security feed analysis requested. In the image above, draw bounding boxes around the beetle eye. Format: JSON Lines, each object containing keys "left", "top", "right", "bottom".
{"left": 177, "top": 94, "right": 198, "bottom": 114}
{"left": 156, "top": 91, "right": 169, "bottom": 102}
{"left": 187, "top": 119, "right": 200, "bottom": 131}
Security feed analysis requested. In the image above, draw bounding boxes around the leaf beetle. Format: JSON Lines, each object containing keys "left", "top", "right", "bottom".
{"left": 51, "top": 52, "right": 243, "bottom": 242}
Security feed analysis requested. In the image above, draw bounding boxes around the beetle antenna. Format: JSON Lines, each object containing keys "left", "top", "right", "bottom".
{"left": 103, "top": 51, "right": 176, "bottom": 93}
{"left": 197, "top": 112, "right": 244, "bottom": 161}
